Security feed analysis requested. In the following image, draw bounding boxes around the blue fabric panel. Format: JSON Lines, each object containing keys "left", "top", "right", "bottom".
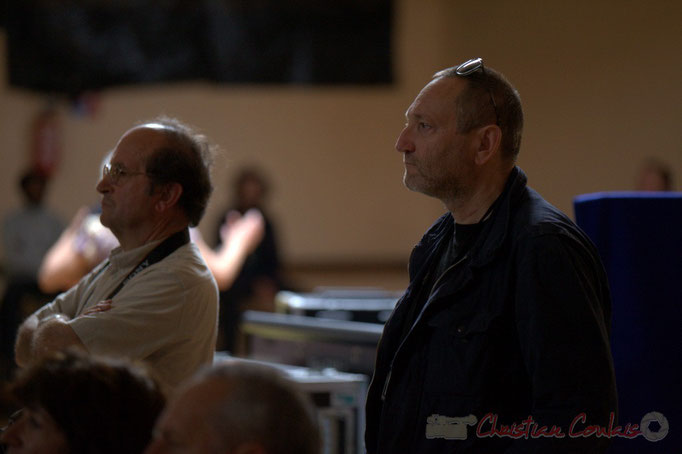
{"left": 574, "top": 192, "right": 682, "bottom": 452}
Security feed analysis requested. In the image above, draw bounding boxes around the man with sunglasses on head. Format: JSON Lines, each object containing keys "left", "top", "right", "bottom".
{"left": 365, "top": 59, "right": 617, "bottom": 453}
{"left": 13, "top": 117, "right": 219, "bottom": 394}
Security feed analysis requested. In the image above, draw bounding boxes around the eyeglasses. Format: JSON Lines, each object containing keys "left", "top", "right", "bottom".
{"left": 102, "top": 163, "right": 148, "bottom": 185}
{"left": 455, "top": 57, "right": 500, "bottom": 126}
{"left": 0, "top": 410, "right": 22, "bottom": 454}
{"left": 0, "top": 408, "right": 23, "bottom": 436}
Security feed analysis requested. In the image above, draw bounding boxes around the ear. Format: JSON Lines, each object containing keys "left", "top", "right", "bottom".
{"left": 474, "top": 124, "right": 502, "bottom": 166}
{"left": 154, "top": 182, "right": 183, "bottom": 213}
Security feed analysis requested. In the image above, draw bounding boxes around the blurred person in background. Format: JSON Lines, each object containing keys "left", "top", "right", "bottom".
{"left": 37, "top": 151, "right": 118, "bottom": 295}
{"left": 38, "top": 205, "right": 118, "bottom": 294}
{"left": 213, "top": 167, "right": 282, "bottom": 353}
{"left": 635, "top": 158, "right": 673, "bottom": 191}
{"left": 1, "top": 169, "right": 63, "bottom": 380}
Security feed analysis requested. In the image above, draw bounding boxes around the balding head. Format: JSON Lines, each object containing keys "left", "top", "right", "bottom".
{"left": 145, "top": 360, "right": 321, "bottom": 454}
{"left": 139, "top": 117, "right": 215, "bottom": 227}
{"left": 434, "top": 61, "right": 523, "bottom": 162}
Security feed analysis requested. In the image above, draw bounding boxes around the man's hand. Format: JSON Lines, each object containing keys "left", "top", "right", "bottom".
{"left": 15, "top": 312, "right": 87, "bottom": 367}
{"left": 14, "top": 314, "right": 39, "bottom": 368}
{"left": 82, "top": 299, "right": 113, "bottom": 315}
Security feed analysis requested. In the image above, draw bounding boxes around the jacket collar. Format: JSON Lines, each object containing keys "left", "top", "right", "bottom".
{"left": 470, "top": 166, "right": 527, "bottom": 267}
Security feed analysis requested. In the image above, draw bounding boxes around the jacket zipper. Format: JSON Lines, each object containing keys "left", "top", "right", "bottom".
{"left": 381, "top": 368, "right": 392, "bottom": 400}
{"left": 381, "top": 254, "right": 469, "bottom": 402}
{"left": 428, "top": 254, "right": 468, "bottom": 298}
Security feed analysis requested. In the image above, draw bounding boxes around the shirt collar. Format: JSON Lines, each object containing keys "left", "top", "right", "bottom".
{"left": 108, "top": 238, "right": 164, "bottom": 271}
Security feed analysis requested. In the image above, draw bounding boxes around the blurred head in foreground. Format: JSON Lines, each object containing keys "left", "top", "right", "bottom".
{"left": 1, "top": 350, "right": 164, "bottom": 454}
{"left": 144, "top": 360, "right": 321, "bottom": 454}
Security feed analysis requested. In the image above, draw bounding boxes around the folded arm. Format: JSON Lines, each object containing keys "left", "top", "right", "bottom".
{"left": 14, "top": 313, "right": 87, "bottom": 367}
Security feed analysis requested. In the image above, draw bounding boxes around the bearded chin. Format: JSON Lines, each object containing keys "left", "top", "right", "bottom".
{"left": 402, "top": 170, "right": 410, "bottom": 189}
{"left": 404, "top": 171, "right": 465, "bottom": 203}
{"left": 403, "top": 172, "right": 434, "bottom": 197}
{"left": 403, "top": 171, "right": 420, "bottom": 193}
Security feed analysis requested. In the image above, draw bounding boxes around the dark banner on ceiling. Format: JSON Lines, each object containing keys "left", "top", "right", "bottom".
{"left": 5, "top": 1, "right": 393, "bottom": 96}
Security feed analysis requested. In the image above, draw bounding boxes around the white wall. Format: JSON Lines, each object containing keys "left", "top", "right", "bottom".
{"left": 1, "top": 0, "right": 681, "bottom": 269}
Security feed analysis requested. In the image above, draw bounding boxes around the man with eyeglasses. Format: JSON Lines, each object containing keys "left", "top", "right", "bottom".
{"left": 12, "top": 117, "right": 219, "bottom": 393}
{"left": 365, "top": 59, "right": 617, "bottom": 453}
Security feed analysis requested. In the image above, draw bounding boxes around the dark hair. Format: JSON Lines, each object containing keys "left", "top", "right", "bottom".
{"left": 234, "top": 167, "right": 269, "bottom": 197}
{"left": 142, "top": 116, "right": 215, "bottom": 227}
{"left": 435, "top": 63, "right": 524, "bottom": 161}
{"left": 4, "top": 350, "right": 165, "bottom": 454}
{"left": 19, "top": 169, "right": 46, "bottom": 189}
{"left": 232, "top": 166, "right": 270, "bottom": 211}
{"left": 18, "top": 169, "right": 48, "bottom": 204}
{"left": 200, "top": 360, "right": 321, "bottom": 454}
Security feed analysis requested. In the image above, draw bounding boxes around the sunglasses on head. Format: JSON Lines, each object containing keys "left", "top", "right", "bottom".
{"left": 455, "top": 58, "right": 500, "bottom": 126}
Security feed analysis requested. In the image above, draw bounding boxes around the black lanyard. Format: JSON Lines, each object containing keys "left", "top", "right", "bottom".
{"left": 93, "top": 228, "right": 190, "bottom": 301}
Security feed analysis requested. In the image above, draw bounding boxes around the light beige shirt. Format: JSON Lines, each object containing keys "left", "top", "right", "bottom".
{"left": 34, "top": 239, "right": 219, "bottom": 392}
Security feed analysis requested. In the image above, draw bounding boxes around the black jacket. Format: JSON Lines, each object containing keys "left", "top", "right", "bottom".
{"left": 365, "top": 167, "right": 617, "bottom": 453}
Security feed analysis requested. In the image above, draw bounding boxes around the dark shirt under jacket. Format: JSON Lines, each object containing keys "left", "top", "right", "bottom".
{"left": 365, "top": 167, "right": 617, "bottom": 453}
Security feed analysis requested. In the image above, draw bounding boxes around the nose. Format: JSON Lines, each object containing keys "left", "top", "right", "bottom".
{"left": 395, "top": 125, "right": 414, "bottom": 154}
{"left": 96, "top": 175, "right": 111, "bottom": 194}
{"left": 142, "top": 439, "right": 163, "bottom": 454}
